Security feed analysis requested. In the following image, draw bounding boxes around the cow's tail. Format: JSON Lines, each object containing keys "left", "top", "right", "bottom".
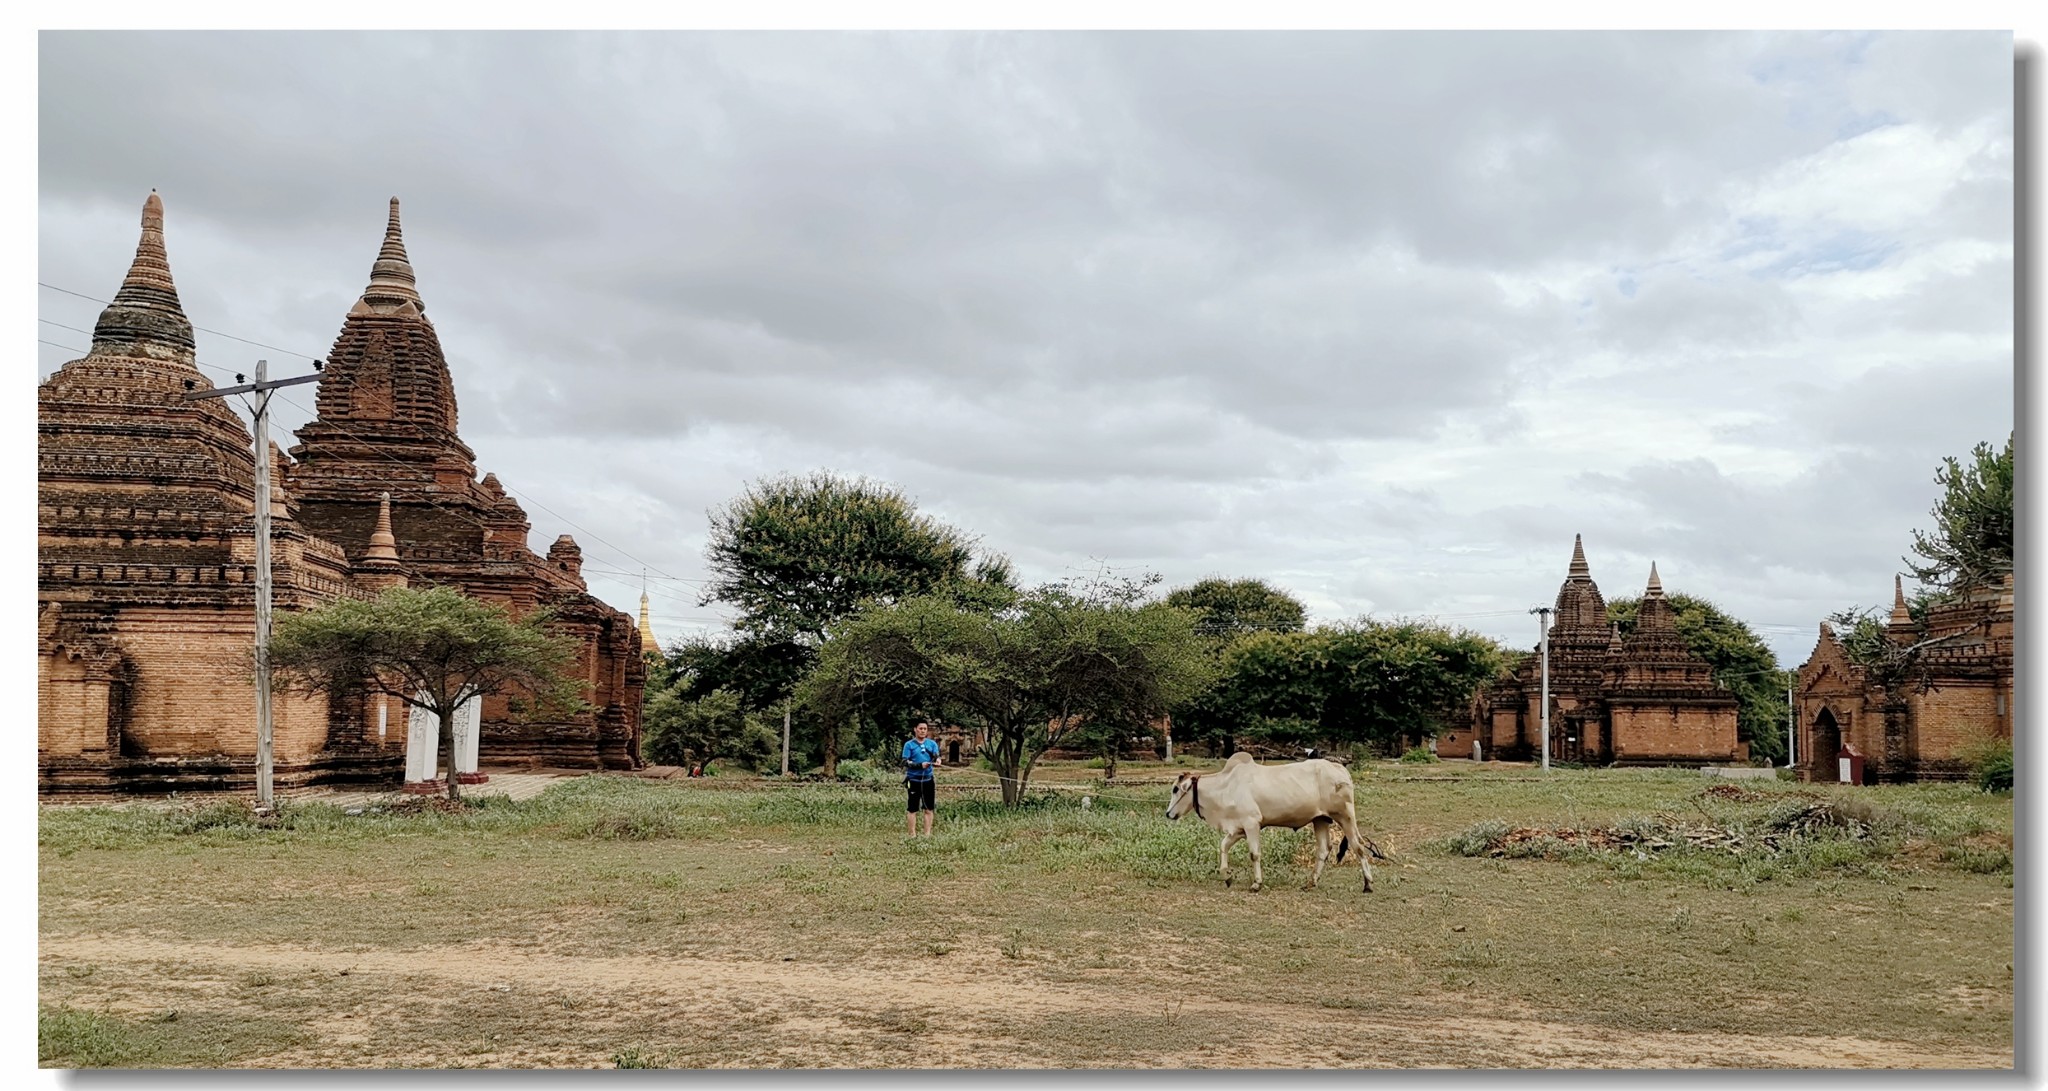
{"left": 1336, "top": 833, "right": 1351, "bottom": 863}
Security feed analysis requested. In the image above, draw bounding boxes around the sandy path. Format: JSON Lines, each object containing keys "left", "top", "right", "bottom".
{"left": 39, "top": 931, "right": 2009, "bottom": 1069}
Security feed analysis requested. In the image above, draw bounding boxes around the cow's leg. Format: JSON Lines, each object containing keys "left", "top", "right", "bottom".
{"left": 1340, "top": 810, "right": 1374, "bottom": 893}
{"left": 1218, "top": 828, "right": 1243, "bottom": 887}
{"left": 1246, "top": 826, "right": 1265, "bottom": 893}
{"left": 1306, "top": 818, "right": 1332, "bottom": 890}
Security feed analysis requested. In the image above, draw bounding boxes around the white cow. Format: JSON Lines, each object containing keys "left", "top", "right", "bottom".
{"left": 1165, "top": 752, "right": 1383, "bottom": 893}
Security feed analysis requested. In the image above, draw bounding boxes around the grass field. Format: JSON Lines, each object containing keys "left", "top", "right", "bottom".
{"left": 38, "top": 760, "right": 2013, "bottom": 1069}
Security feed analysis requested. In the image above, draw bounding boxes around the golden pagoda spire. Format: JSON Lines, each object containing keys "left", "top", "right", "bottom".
{"left": 637, "top": 579, "right": 661, "bottom": 656}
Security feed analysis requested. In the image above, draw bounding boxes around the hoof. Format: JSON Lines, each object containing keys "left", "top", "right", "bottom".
{"left": 1250, "top": 883, "right": 1263, "bottom": 893}
{"left": 1224, "top": 876, "right": 1233, "bottom": 888}
{"left": 1363, "top": 879, "right": 1374, "bottom": 893}
{"left": 1301, "top": 881, "right": 1317, "bottom": 891}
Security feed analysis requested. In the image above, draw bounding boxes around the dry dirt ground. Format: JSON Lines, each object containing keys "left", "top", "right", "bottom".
{"left": 38, "top": 930, "right": 2009, "bottom": 1070}
{"left": 39, "top": 766, "right": 2014, "bottom": 1069}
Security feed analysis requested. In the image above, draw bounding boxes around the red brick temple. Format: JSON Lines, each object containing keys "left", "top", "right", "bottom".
{"left": 38, "top": 193, "right": 643, "bottom": 795}
{"left": 1441, "top": 536, "right": 1742, "bottom": 766}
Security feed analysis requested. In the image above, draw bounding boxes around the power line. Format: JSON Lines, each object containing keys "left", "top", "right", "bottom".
{"left": 41, "top": 282, "right": 322, "bottom": 361}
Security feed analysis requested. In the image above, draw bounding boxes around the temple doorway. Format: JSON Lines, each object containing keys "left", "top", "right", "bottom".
{"left": 1811, "top": 708, "right": 1842, "bottom": 781}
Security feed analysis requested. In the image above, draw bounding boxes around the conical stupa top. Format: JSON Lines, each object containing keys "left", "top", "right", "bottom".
{"left": 90, "top": 190, "right": 197, "bottom": 359}
{"left": 1567, "top": 534, "right": 1591, "bottom": 581}
{"left": 358, "top": 197, "right": 424, "bottom": 313}
{"left": 364, "top": 491, "right": 401, "bottom": 564}
{"left": 1645, "top": 561, "right": 1664, "bottom": 599}
{"left": 1608, "top": 622, "right": 1624, "bottom": 652}
{"left": 1889, "top": 574, "right": 1913, "bottom": 627}
{"left": 637, "top": 591, "right": 661, "bottom": 655}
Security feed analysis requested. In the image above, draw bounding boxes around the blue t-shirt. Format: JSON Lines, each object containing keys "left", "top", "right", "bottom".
{"left": 902, "top": 737, "right": 941, "bottom": 782}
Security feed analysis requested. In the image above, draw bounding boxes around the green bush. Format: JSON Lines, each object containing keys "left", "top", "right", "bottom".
{"left": 1970, "top": 739, "right": 2013, "bottom": 792}
{"left": 1398, "top": 746, "right": 1440, "bottom": 764}
{"left": 834, "top": 759, "right": 893, "bottom": 785}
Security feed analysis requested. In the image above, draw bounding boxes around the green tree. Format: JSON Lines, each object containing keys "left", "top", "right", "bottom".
{"left": 269, "top": 586, "right": 583, "bottom": 800}
{"left": 1317, "top": 621, "right": 1507, "bottom": 751}
{"left": 700, "top": 471, "right": 1012, "bottom": 774}
{"left": 664, "top": 632, "right": 812, "bottom": 710}
{"left": 1160, "top": 577, "right": 1310, "bottom": 754}
{"left": 1607, "top": 592, "right": 1791, "bottom": 765}
{"left": 1907, "top": 434, "right": 2013, "bottom": 596}
{"left": 1174, "top": 620, "right": 1506, "bottom": 756}
{"left": 641, "top": 686, "right": 778, "bottom": 774}
{"left": 801, "top": 580, "right": 1213, "bottom": 804}
{"left": 1164, "top": 577, "right": 1308, "bottom": 637}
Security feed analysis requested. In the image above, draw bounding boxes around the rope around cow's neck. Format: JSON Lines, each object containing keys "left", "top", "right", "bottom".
{"left": 1189, "top": 774, "right": 1202, "bottom": 819}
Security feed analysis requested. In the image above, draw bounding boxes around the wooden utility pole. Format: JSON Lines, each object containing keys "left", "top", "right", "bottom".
{"left": 185, "top": 359, "right": 322, "bottom": 810}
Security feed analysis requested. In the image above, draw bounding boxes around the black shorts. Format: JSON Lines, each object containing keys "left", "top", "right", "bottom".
{"left": 905, "top": 778, "right": 936, "bottom": 812}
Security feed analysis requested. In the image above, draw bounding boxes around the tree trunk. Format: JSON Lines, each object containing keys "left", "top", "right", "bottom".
{"left": 823, "top": 717, "right": 839, "bottom": 779}
{"left": 989, "top": 731, "right": 1026, "bottom": 806}
{"left": 438, "top": 705, "right": 462, "bottom": 802}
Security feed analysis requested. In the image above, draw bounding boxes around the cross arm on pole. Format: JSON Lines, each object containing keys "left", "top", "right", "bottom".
{"left": 183, "top": 371, "right": 322, "bottom": 400}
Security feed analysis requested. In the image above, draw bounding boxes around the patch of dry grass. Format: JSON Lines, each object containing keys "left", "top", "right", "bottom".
{"left": 38, "top": 763, "right": 2013, "bottom": 1069}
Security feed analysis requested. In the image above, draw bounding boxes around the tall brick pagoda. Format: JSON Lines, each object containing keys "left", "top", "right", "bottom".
{"left": 285, "top": 199, "right": 644, "bottom": 770}
{"left": 39, "top": 193, "right": 645, "bottom": 795}
{"left": 1795, "top": 573, "right": 2013, "bottom": 783}
{"left": 1440, "top": 536, "right": 1741, "bottom": 765}
{"left": 37, "top": 194, "right": 396, "bottom": 793}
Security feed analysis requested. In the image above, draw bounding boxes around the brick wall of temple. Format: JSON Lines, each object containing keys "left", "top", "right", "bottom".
{"left": 1609, "top": 704, "right": 1739, "bottom": 763}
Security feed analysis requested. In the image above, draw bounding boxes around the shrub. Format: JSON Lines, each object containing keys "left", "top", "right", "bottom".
{"left": 1970, "top": 739, "right": 2013, "bottom": 792}
{"left": 1398, "top": 746, "right": 1440, "bottom": 764}
{"left": 834, "top": 760, "right": 891, "bottom": 785}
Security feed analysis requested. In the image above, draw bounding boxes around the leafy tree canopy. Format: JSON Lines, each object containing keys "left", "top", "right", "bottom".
{"left": 800, "top": 578, "right": 1213, "bottom": 804}
{"left": 702, "top": 471, "right": 1012, "bottom": 648}
{"left": 1164, "top": 577, "right": 1308, "bottom": 637}
{"left": 269, "top": 585, "right": 583, "bottom": 800}
{"left": 1907, "top": 434, "right": 2013, "bottom": 597}
{"left": 641, "top": 686, "right": 778, "bottom": 774}
{"left": 664, "top": 631, "right": 813, "bottom": 713}
{"left": 1175, "top": 619, "right": 1506, "bottom": 753}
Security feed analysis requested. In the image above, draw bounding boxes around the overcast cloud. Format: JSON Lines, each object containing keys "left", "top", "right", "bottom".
{"left": 37, "top": 30, "right": 2014, "bottom": 667}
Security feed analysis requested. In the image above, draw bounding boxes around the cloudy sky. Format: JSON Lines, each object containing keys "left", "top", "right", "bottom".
{"left": 36, "top": 30, "right": 2014, "bottom": 668}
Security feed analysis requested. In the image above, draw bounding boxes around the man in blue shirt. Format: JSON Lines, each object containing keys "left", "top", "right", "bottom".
{"left": 902, "top": 721, "right": 942, "bottom": 837}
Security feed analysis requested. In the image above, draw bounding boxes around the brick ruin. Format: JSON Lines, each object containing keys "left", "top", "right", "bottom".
{"left": 38, "top": 194, "right": 643, "bottom": 795}
{"left": 1795, "top": 573, "right": 2013, "bottom": 784}
{"left": 1441, "top": 536, "right": 1742, "bottom": 766}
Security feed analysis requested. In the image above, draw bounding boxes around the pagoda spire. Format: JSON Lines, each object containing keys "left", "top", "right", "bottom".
{"left": 1889, "top": 574, "right": 1913, "bottom": 628}
{"left": 356, "top": 197, "right": 425, "bottom": 314}
{"left": 364, "top": 491, "right": 401, "bottom": 565}
{"left": 1645, "top": 561, "right": 1664, "bottom": 599}
{"left": 1568, "top": 534, "right": 1591, "bottom": 581}
{"left": 637, "top": 585, "right": 661, "bottom": 657}
{"left": 90, "top": 190, "right": 197, "bottom": 360}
